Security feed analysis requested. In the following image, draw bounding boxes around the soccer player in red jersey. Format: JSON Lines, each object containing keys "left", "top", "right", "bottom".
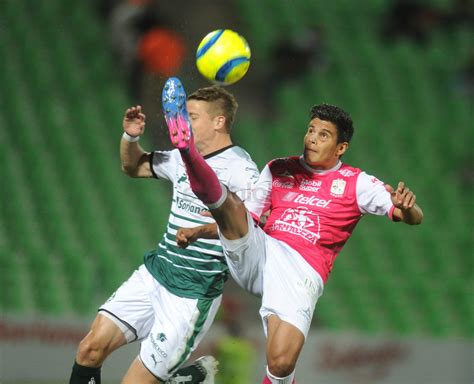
{"left": 165, "top": 79, "right": 423, "bottom": 384}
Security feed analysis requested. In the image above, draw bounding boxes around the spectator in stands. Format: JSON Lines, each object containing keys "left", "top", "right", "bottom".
{"left": 138, "top": 27, "right": 186, "bottom": 79}
{"left": 381, "top": 0, "right": 473, "bottom": 45}
{"left": 260, "top": 26, "right": 328, "bottom": 116}
{"left": 271, "top": 26, "right": 328, "bottom": 83}
{"left": 453, "top": 52, "right": 474, "bottom": 98}
{"left": 443, "top": 0, "right": 474, "bottom": 30}
{"left": 108, "top": 0, "right": 186, "bottom": 100}
{"left": 381, "top": 0, "right": 444, "bottom": 45}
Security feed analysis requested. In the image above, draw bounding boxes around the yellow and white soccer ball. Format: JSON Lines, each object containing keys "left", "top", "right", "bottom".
{"left": 196, "top": 29, "right": 251, "bottom": 85}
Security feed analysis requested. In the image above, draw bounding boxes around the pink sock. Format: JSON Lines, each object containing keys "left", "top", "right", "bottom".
{"left": 179, "top": 144, "right": 226, "bottom": 208}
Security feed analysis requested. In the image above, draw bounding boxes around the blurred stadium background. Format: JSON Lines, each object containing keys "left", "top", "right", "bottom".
{"left": 0, "top": 0, "right": 472, "bottom": 383}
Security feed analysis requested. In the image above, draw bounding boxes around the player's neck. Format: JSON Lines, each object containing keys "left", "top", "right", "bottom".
{"left": 300, "top": 157, "right": 342, "bottom": 173}
{"left": 198, "top": 136, "right": 233, "bottom": 157}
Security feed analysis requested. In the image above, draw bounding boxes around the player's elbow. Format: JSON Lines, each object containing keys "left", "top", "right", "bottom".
{"left": 121, "top": 163, "right": 139, "bottom": 177}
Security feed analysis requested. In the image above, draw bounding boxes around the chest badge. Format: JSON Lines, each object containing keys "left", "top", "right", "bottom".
{"left": 330, "top": 178, "right": 346, "bottom": 197}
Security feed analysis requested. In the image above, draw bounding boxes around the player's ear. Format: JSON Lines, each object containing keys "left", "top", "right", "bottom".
{"left": 336, "top": 142, "right": 349, "bottom": 157}
{"left": 214, "top": 115, "right": 226, "bottom": 131}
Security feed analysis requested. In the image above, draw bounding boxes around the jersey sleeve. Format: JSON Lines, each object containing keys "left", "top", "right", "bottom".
{"left": 149, "top": 149, "right": 180, "bottom": 182}
{"left": 244, "top": 164, "right": 273, "bottom": 221}
{"left": 356, "top": 171, "right": 395, "bottom": 219}
{"left": 227, "top": 160, "right": 260, "bottom": 202}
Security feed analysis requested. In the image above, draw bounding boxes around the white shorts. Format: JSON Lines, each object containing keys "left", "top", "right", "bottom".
{"left": 99, "top": 265, "right": 221, "bottom": 380}
{"left": 219, "top": 213, "right": 324, "bottom": 338}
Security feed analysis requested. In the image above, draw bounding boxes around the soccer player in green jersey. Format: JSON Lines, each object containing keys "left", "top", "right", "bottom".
{"left": 69, "top": 85, "right": 259, "bottom": 384}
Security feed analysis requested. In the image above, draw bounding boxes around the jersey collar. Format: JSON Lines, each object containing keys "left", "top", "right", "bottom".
{"left": 203, "top": 145, "right": 235, "bottom": 159}
{"left": 299, "top": 156, "right": 342, "bottom": 175}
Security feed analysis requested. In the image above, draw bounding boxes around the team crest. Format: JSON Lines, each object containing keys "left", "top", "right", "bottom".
{"left": 330, "top": 178, "right": 346, "bottom": 197}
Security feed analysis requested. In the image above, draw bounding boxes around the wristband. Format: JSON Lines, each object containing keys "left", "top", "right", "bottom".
{"left": 122, "top": 132, "right": 140, "bottom": 142}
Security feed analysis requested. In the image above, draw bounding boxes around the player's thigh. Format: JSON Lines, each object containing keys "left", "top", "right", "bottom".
{"left": 139, "top": 288, "right": 221, "bottom": 380}
{"left": 87, "top": 313, "right": 127, "bottom": 349}
{"left": 260, "top": 239, "right": 324, "bottom": 339}
{"left": 220, "top": 211, "right": 267, "bottom": 296}
{"left": 122, "top": 357, "right": 162, "bottom": 384}
{"left": 211, "top": 191, "right": 248, "bottom": 240}
{"left": 76, "top": 314, "right": 127, "bottom": 365}
{"left": 99, "top": 265, "right": 156, "bottom": 343}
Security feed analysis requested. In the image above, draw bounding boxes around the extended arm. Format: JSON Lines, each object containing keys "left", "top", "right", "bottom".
{"left": 386, "top": 182, "right": 423, "bottom": 225}
{"left": 120, "top": 105, "right": 153, "bottom": 178}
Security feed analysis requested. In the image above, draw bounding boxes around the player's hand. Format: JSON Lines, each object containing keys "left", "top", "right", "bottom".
{"left": 385, "top": 182, "right": 416, "bottom": 210}
{"left": 123, "top": 105, "right": 146, "bottom": 137}
{"left": 176, "top": 228, "right": 200, "bottom": 249}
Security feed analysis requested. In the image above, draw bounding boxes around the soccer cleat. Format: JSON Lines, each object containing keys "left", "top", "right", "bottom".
{"left": 166, "top": 374, "right": 192, "bottom": 384}
{"left": 165, "top": 356, "right": 219, "bottom": 384}
{"left": 195, "top": 356, "right": 219, "bottom": 384}
{"left": 162, "top": 77, "right": 193, "bottom": 150}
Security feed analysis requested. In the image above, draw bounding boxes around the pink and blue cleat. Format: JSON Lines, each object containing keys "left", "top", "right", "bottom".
{"left": 162, "top": 77, "right": 193, "bottom": 150}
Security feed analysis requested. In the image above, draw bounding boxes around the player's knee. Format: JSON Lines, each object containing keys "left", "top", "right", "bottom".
{"left": 267, "top": 353, "right": 296, "bottom": 377}
{"left": 76, "top": 335, "right": 109, "bottom": 367}
{"left": 214, "top": 193, "right": 248, "bottom": 239}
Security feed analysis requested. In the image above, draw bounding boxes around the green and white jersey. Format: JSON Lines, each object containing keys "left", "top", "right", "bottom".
{"left": 145, "top": 145, "right": 259, "bottom": 299}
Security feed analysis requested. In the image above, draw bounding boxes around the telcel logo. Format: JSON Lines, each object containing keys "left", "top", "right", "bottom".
{"left": 291, "top": 193, "right": 331, "bottom": 208}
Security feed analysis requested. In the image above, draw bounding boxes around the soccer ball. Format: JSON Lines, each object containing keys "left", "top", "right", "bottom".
{"left": 196, "top": 29, "right": 251, "bottom": 85}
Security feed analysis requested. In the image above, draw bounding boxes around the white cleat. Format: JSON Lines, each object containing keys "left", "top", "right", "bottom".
{"left": 195, "top": 356, "right": 219, "bottom": 384}
{"left": 166, "top": 356, "right": 219, "bottom": 384}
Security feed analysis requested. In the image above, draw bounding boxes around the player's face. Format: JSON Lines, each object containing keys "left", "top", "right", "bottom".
{"left": 187, "top": 100, "right": 221, "bottom": 152}
{"left": 303, "top": 118, "right": 348, "bottom": 169}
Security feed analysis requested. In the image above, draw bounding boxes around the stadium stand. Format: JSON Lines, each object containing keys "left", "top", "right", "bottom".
{"left": 0, "top": 0, "right": 170, "bottom": 316}
{"left": 0, "top": 0, "right": 472, "bottom": 340}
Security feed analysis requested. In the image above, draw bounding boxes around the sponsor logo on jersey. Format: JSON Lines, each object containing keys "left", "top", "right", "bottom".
{"left": 273, "top": 179, "right": 295, "bottom": 189}
{"left": 299, "top": 179, "right": 322, "bottom": 192}
{"left": 338, "top": 169, "right": 357, "bottom": 177}
{"left": 282, "top": 192, "right": 331, "bottom": 208}
{"left": 281, "top": 207, "right": 315, "bottom": 229}
{"left": 176, "top": 196, "right": 206, "bottom": 214}
{"left": 330, "top": 178, "right": 346, "bottom": 197}
{"left": 270, "top": 207, "right": 320, "bottom": 244}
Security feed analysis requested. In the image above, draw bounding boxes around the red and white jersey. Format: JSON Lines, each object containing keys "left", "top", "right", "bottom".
{"left": 246, "top": 156, "right": 396, "bottom": 283}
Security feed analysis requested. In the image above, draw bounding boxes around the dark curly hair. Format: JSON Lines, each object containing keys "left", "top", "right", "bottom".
{"left": 310, "top": 104, "right": 354, "bottom": 143}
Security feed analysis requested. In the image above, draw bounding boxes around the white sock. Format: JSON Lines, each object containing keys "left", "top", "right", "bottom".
{"left": 266, "top": 366, "right": 295, "bottom": 384}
